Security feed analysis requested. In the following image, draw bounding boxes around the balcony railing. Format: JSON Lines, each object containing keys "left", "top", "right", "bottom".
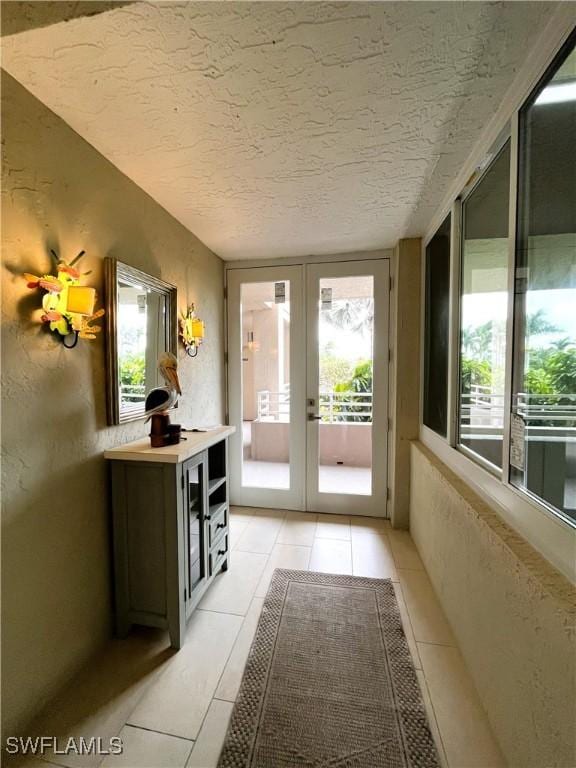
{"left": 517, "top": 392, "right": 576, "bottom": 423}
{"left": 120, "top": 383, "right": 146, "bottom": 403}
{"left": 460, "top": 385, "right": 576, "bottom": 439}
{"left": 257, "top": 390, "right": 290, "bottom": 421}
{"left": 319, "top": 392, "right": 372, "bottom": 423}
{"left": 256, "top": 390, "right": 373, "bottom": 423}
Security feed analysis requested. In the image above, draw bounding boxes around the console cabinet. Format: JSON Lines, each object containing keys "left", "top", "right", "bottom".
{"left": 105, "top": 426, "right": 234, "bottom": 649}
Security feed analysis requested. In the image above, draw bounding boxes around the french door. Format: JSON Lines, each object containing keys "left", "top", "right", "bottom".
{"left": 227, "top": 259, "right": 389, "bottom": 516}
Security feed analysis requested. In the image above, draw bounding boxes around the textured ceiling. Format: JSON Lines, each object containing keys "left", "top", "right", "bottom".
{"left": 0, "top": 2, "right": 134, "bottom": 37}
{"left": 2, "top": 1, "right": 553, "bottom": 260}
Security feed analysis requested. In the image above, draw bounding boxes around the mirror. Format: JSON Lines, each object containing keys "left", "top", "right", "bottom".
{"left": 105, "top": 258, "right": 177, "bottom": 424}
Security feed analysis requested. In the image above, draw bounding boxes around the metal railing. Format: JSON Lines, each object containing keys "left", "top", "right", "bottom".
{"left": 460, "top": 385, "right": 576, "bottom": 438}
{"left": 517, "top": 392, "right": 576, "bottom": 423}
{"left": 319, "top": 392, "right": 372, "bottom": 423}
{"left": 257, "top": 390, "right": 290, "bottom": 421}
{"left": 120, "top": 383, "right": 146, "bottom": 403}
{"left": 460, "top": 385, "right": 505, "bottom": 426}
{"left": 256, "top": 390, "right": 373, "bottom": 423}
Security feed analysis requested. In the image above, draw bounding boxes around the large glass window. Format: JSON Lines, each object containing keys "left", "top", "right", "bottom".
{"left": 510, "top": 36, "right": 576, "bottom": 522}
{"left": 423, "top": 214, "right": 451, "bottom": 437}
{"left": 458, "top": 142, "right": 511, "bottom": 468}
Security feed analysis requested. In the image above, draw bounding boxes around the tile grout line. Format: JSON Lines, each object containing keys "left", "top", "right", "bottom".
{"left": 187, "top": 537, "right": 279, "bottom": 765}
{"left": 122, "top": 722, "right": 195, "bottom": 742}
{"left": 196, "top": 607, "right": 247, "bottom": 617}
{"left": 417, "top": 670, "right": 451, "bottom": 768}
{"left": 212, "top": 694, "right": 235, "bottom": 704}
{"left": 122, "top": 527, "right": 271, "bottom": 760}
{"left": 416, "top": 639, "right": 457, "bottom": 649}
{"left": 211, "top": 594, "right": 263, "bottom": 698}
{"left": 184, "top": 596, "right": 266, "bottom": 763}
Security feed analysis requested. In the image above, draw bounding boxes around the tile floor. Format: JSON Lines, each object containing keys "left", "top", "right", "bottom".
{"left": 11, "top": 509, "right": 506, "bottom": 768}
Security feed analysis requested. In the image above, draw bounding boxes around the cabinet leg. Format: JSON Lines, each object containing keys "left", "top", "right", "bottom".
{"left": 221, "top": 557, "right": 229, "bottom": 573}
{"left": 168, "top": 616, "right": 185, "bottom": 650}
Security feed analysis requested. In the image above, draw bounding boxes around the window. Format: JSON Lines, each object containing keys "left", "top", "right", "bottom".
{"left": 510, "top": 35, "right": 576, "bottom": 522}
{"left": 423, "top": 214, "right": 451, "bottom": 437}
{"left": 458, "top": 142, "right": 511, "bottom": 469}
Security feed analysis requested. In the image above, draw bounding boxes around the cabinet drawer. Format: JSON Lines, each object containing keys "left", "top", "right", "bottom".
{"left": 209, "top": 535, "right": 228, "bottom": 576}
{"left": 208, "top": 504, "right": 228, "bottom": 548}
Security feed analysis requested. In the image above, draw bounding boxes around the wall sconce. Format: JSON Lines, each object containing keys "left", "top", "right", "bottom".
{"left": 180, "top": 304, "right": 205, "bottom": 357}
{"left": 24, "top": 250, "right": 105, "bottom": 348}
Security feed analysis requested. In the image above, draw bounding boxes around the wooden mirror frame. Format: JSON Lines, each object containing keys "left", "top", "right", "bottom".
{"left": 105, "top": 258, "right": 177, "bottom": 425}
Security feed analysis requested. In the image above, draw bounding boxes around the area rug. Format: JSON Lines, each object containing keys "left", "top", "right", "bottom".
{"left": 218, "top": 569, "right": 440, "bottom": 768}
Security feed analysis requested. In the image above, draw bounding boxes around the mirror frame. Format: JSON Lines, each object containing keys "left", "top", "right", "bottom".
{"left": 105, "top": 258, "right": 177, "bottom": 425}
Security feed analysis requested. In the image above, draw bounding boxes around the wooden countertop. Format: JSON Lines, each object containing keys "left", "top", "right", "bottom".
{"left": 104, "top": 425, "right": 235, "bottom": 464}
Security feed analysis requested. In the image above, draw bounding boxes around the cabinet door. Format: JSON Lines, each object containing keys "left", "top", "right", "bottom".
{"left": 183, "top": 453, "right": 208, "bottom": 601}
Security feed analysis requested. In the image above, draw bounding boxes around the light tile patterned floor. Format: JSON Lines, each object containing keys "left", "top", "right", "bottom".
{"left": 12, "top": 508, "right": 506, "bottom": 768}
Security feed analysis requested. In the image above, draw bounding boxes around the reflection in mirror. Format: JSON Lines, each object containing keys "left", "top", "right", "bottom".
{"left": 118, "top": 282, "right": 166, "bottom": 410}
{"left": 105, "top": 259, "right": 177, "bottom": 425}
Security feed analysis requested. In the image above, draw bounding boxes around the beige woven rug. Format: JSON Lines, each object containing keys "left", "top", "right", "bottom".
{"left": 218, "top": 569, "right": 440, "bottom": 768}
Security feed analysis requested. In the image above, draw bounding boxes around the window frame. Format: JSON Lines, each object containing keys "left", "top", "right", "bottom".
{"left": 455, "top": 132, "right": 512, "bottom": 478}
{"left": 422, "top": 212, "right": 453, "bottom": 439}
{"left": 508, "top": 28, "right": 576, "bottom": 528}
{"left": 418, "top": 20, "right": 576, "bottom": 583}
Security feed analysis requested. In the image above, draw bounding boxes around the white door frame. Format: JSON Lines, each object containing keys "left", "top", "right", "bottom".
{"left": 305, "top": 259, "right": 389, "bottom": 516}
{"left": 226, "top": 259, "right": 389, "bottom": 516}
{"left": 227, "top": 265, "right": 306, "bottom": 510}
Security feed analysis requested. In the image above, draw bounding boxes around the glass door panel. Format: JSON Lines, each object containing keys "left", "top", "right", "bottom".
{"left": 240, "top": 281, "right": 291, "bottom": 490}
{"left": 227, "top": 266, "right": 305, "bottom": 510}
{"left": 306, "top": 260, "right": 389, "bottom": 515}
{"left": 317, "top": 275, "right": 374, "bottom": 496}
{"left": 186, "top": 460, "right": 205, "bottom": 595}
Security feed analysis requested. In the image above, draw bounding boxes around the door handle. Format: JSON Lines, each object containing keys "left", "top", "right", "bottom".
{"left": 308, "top": 414, "right": 322, "bottom": 421}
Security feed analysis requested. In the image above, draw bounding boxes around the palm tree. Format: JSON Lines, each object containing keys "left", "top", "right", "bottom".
{"left": 323, "top": 298, "right": 373, "bottom": 339}
{"left": 526, "top": 308, "right": 559, "bottom": 337}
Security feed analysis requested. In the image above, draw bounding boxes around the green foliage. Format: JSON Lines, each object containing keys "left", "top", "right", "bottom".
{"left": 546, "top": 348, "right": 576, "bottom": 393}
{"left": 333, "top": 360, "right": 373, "bottom": 422}
{"left": 524, "top": 366, "right": 553, "bottom": 395}
{"left": 524, "top": 347, "right": 576, "bottom": 395}
{"left": 334, "top": 360, "right": 373, "bottom": 393}
{"left": 460, "top": 358, "right": 492, "bottom": 394}
{"left": 120, "top": 353, "right": 146, "bottom": 387}
{"left": 349, "top": 360, "right": 373, "bottom": 393}
{"left": 463, "top": 309, "right": 574, "bottom": 396}
{"left": 319, "top": 354, "right": 353, "bottom": 392}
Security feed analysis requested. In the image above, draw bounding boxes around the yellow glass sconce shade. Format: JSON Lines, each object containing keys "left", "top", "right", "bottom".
{"left": 180, "top": 305, "right": 205, "bottom": 357}
{"left": 66, "top": 286, "right": 96, "bottom": 316}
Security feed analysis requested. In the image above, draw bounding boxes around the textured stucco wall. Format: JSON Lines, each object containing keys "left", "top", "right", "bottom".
{"left": 410, "top": 441, "right": 576, "bottom": 768}
{"left": 388, "top": 237, "right": 421, "bottom": 529}
{"left": 1, "top": 72, "right": 225, "bottom": 737}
